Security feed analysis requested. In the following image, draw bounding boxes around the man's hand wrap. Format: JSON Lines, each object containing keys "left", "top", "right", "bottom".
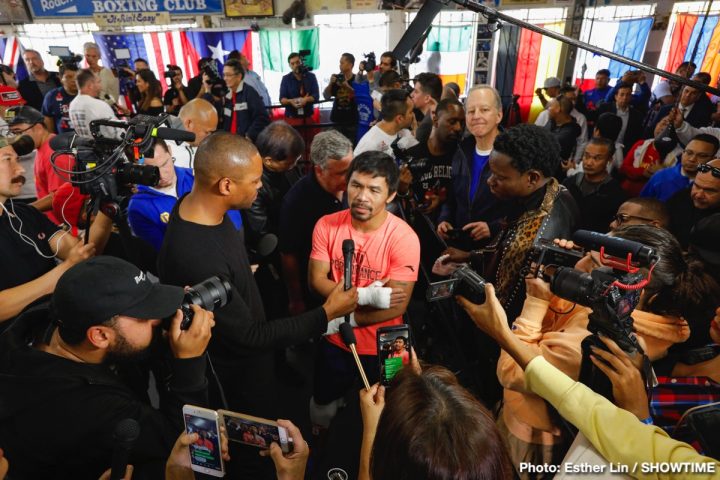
{"left": 357, "top": 281, "right": 392, "bottom": 309}
{"left": 325, "top": 313, "right": 357, "bottom": 336}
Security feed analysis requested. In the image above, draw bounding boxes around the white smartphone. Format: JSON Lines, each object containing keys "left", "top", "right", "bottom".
{"left": 218, "top": 410, "right": 293, "bottom": 454}
{"left": 183, "top": 405, "right": 225, "bottom": 477}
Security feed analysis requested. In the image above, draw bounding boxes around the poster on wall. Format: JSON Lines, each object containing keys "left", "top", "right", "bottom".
{"left": 0, "top": 0, "right": 31, "bottom": 24}
{"left": 225, "top": 0, "right": 274, "bottom": 17}
{"left": 26, "top": 0, "right": 223, "bottom": 19}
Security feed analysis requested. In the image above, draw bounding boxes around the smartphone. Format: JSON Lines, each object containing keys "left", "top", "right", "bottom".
{"left": 183, "top": 405, "right": 225, "bottom": 477}
{"left": 218, "top": 410, "right": 293, "bottom": 454}
{"left": 377, "top": 325, "right": 413, "bottom": 386}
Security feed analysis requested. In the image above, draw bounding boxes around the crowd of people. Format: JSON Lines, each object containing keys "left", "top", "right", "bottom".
{"left": 1, "top": 40, "right": 720, "bottom": 480}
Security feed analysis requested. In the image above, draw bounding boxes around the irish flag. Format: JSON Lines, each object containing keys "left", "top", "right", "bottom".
{"left": 410, "top": 25, "right": 473, "bottom": 95}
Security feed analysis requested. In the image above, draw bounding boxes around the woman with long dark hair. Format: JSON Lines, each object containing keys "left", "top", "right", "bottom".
{"left": 135, "top": 69, "right": 164, "bottom": 116}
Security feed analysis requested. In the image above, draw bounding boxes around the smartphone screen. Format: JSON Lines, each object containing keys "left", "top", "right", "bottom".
{"left": 377, "top": 325, "right": 412, "bottom": 386}
{"left": 184, "top": 412, "right": 223, "bottom": 473}
{"left": 219, "top": 411, "right": 291, "bottom": 453}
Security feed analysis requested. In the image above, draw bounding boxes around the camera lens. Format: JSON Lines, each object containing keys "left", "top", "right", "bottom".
{"left": 179, "top": 276, "right": 232, "bottom": 330}
{"left": 550, "top": 268, "right": 594, "bottom": 306}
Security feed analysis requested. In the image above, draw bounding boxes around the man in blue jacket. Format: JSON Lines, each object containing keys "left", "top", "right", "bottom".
{"left": 221, "top": 59, "right": 269, "bottom": 142}
{"left": 128, "top": 138, "right": 242, "bottom": 250}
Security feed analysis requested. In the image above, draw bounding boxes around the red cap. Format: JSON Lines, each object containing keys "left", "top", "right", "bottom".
{"left": 52, "top": 183, "right": 89, "bottom": 234}
{"left": 0, "top": 85, "right": 25, "bottom": 107}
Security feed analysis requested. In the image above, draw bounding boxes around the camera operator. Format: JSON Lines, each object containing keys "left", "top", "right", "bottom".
{"left": 158, "top": 132, "right": 357, "bottom": 476}
{"left": 280, "top": 52, "right": 319, "bottom": 121}
{"left": 5, "top": 106, "right": 74, "bottom": 223}
{"left": 437, "top": 86, "right": 510, "bottom": 248}
{"left": 457, "top": 282, "right": 720, "bottom": 479}
{"left": 396, "top": 98, "right": 464, "bottom": 217}
{"left": 366, "top": 51, "right": 396, "bottom": 91}
{"left": 221, "top": 58, "right": 269, "bottom": 142}
{"left": 41, "top": 63, "right": 78, "bottom": 134}
{"left": 0, "top": 135, "right": 112, "bottom": 323}
{"left": 0, "top": 256, "right": 215, "bottom": 479}
{"left": 324, "top": 53, "right": 359, "bottom": 144}
{"left": 168, "top": 98, "right": 218, "bottom": 169}
{"left": 163, "top": 65, "right": 190, "bottom": 116}
{"left": 84, "top": 42, "right": 120, "bottom": 108}
{"left": 354, "top": 88, "right": 416, "bottom": 158}
{"left": 308, "top": 151, "right": 419, "bottom": 437}
{"left": 18, "top": 49, "right": 61, "bottom": 111}
{"left": 186, "top": 58, "right": 210, "bottom": 101}
{"left": 69, "top": 69, "right": 121, "bottom": 139}
{"left": 444, "top": 124, "right": 578, "bottom": 324}
{"left": 279, "top": 130, "right": 352, "bottom": 316}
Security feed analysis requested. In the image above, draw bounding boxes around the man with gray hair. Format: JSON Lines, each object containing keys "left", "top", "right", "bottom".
{"left": 279, "top": 130, "right": 353, "bottom": 315}
{"left": 83, "top": 42, "right": 119, "bottom": 105}
{"left": 18, "top": 49, "right": 60, "bottom": 111}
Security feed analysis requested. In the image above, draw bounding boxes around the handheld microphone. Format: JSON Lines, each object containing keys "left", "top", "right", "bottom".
{"left": 342, "top": 239, "right": 354, "bottom": 323}
{"left": 109, "top": 418, "right": 140, "bottom": 480}
{"left": 572, "top": 230, "right": 657, "bottom": 266}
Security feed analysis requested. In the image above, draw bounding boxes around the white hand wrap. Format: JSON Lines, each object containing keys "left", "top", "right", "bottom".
{"left": 324, "top": 313, "right": 357, "bottom": 336}
{"left": 432, "top": 254, "right": 461, "bottom": 276}
{"left": 357, "top": 281, "right": 392, "bottom": 309}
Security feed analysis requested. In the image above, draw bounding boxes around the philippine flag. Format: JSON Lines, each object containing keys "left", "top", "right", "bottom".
{"left": 92, "top": 30, "right": 253, "bottom": 92}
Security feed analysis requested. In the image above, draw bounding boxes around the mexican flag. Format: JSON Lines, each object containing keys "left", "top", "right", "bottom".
{"left": 411, "top": 25, "right": 473, "bottom": 94}
{"left": 259, "top": 28, "right": 320, "bottom": 72}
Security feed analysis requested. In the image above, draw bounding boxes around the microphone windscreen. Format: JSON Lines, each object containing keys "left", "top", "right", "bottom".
{"left": 153, "top": 127, "right": 196, "bottom": 143}
{"left": 339, "top": 321, "right": 356, "bottom": 346}
{"left": 257, "top": 233, "right": 278, "bottom": 257}
{"left": 113, "top": 418, "right": 140, "bottom": 446}
{"left": 342, "top": 239, "right": 354, "bottom": 255}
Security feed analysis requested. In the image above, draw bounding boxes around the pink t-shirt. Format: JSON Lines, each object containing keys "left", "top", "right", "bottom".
{"left": 310, "top": 209, "right": 420, "bottom": 355}
{"left": 34, "top": 135, "right": 74, "bottom": 224}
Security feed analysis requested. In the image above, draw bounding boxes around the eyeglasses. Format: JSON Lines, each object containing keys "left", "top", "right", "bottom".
{"left": 8, "top": 124, "right": 36, "bottom": 137}
{"left": 614, "top": 213, "right": 656, "bottom": 225}
{"left": 697, "top": 163, "right": 720, "bottom": 178}
{"left": 683, "top": 149, "right": 715, "bottom": 160}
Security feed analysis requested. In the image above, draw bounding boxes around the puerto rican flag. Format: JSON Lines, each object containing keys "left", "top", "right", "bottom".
{"left": 0, "top": 36, "right": 28, "bottom": 81}
{"left": 92, "top": 30, "right": 253, "bottom": 93}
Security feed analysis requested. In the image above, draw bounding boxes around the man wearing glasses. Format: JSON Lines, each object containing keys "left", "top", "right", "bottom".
{"left": 609, "top": 197, "right": 670, "bottom": 231}
{"left": 128, "top": 137, "right": 242, "bottom": 251}
{"left": 667, "top": 158, "right": 720, "bottom": 247}
{"left": 221, "top": 59, "right": 269, "bottom": 142}
{"left": 641, "top": 133, "right": 718, "bottom": 202}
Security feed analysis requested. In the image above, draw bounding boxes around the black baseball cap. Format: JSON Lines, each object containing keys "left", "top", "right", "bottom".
{"left": 52, "top": 256, "right": 184, "bottom": 332}
{"left": 0, "top": 134, "right": 35, "bottom": 156}
{"left": 689, "top": 214, "right": 720, "bottom": 267}
{"left": 4, "top": 105, "right": 44, "bottom": 127}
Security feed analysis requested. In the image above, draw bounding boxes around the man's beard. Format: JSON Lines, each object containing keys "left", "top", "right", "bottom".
{"left": 105, "top": 328, "right": 161, "bottom": 364}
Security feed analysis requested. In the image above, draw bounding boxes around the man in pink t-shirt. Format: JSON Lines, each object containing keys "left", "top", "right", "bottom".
{"left": 309, "top": 150, "right": 420, "bottom": 431}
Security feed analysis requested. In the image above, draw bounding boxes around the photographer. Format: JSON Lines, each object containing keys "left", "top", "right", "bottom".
{"left": 280, "top": 52, "right": 319, "bottom": 120}
{"left": 163, "top": 65, "right": 190, "bottom": 115}
{"left": 0, "top": 256, "right": 215, "bottom": 479}
{"left": 457, "top": 282, "right": 720, "bottom": 479}
{"left": 41, "top": 63, "right": 78, "bottom": 134}
{"left": 158, "top": 133, "right": 357, "bottom": 476}
{"left": 324, "top": 53, "right": 359, "bottom": 144}
{"left": 186, "top": 58, "right": 210, "bottom": 101}
{"left": 0, "top": 135, "right": 112, "bottom": 323}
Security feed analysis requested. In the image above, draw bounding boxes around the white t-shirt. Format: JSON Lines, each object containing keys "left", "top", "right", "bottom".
{"left": 652, "top": 80, "right": 672, "bottom": 101}
{"left": 354, "top": 125, "right": 417, "bottom": 158}
{"left": 69, "top": 94, "right": 120, "bottom": 139}
{"left": 169, "top": 141, "right": 197, "bottom": 169}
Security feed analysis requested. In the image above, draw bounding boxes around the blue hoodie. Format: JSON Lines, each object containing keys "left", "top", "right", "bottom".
{"left": 128, "top": 166, "right": 242, "bottom": 250}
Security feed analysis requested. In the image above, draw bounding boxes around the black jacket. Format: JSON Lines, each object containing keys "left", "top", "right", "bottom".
{"left": 596, "top": 103, "right": 644, "bottom": 152}
{"left": 222, "top": 81, "right": 269, "bottom": 142}
{"left": 667, "top": 187, "right": 720, "bottom": 248}
{"left": 244, "top": 166, "right": 303, "bottom": 246}
{"left": 18, "top": 73, "right": 61, "bottom": 111}
{"left": 563, "top": 173, "right": 627, "bottom": 233}
{"left": 652, "top": 96, "right": 714, "bottom": 133}
{"left": 0, "top": 312, "right": 209, "bottom": 480}
{"left": 438, "top": 135, "right": 509, "bottom": 244}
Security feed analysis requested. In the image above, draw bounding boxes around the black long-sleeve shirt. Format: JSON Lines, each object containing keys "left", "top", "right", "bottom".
{"left": 158, "top": 196, "right": 328, "bottom": 416}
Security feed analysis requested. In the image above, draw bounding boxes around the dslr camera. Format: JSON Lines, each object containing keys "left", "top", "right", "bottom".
{"left": 176, "top": 276, "right": 232, "bottom": 330}
{"left": 202, "top": 60, "right": 229, "bottom": 98}
{"left": 297, "top": 49, "right": 313, "bottom": 75}
{"left": 164, "top": 64, "right": 180, "bottom": 80}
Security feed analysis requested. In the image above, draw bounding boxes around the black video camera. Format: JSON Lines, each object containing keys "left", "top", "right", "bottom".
{"left": 426, "top": 264, "right": 486, "bottom": 305}
{"left": 202, "top": 61, "right": 229, "bottom": 98}
{"left": 116, "top": 60, "right": 134, "bottom": 79}
{"left": 164, "top": 64, "right": 180, "bottom": 80}
{"left": 363, "top": 52, "right": 377, "bottom": 71}
{"left": 528, "top": 238, "right": 585, "bottom": 277}
{"left": 297, "top": 49, "right": 312, "bottom": 75}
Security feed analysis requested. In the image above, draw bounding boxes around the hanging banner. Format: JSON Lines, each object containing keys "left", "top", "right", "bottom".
{"left": 27, "top": 0, "right": 223, "bottom": 19}
{"left": 94, "top": 12, "right": 171, "bottom": 27}
{"left": 0, "top": 0, "right": 32, "bottom": 24}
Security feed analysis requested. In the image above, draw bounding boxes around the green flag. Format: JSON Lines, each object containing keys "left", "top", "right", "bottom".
{"left": 260, "top": 28, "right": 320, "bottom": 72}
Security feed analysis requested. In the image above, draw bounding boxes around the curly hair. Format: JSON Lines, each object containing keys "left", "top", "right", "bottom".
{"left": 492, "top": 123, "right": 560, "bottom": 178}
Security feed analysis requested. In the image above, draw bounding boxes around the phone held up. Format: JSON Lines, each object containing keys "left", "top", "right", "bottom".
{"left": 183, "top": 405, "right": 225, "bottom": 477}
{"left": 377, "top": 325, "right": 413, "bottom": 386}
{"left": 219, "top": 410, "right": 293, "bottom": 454}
